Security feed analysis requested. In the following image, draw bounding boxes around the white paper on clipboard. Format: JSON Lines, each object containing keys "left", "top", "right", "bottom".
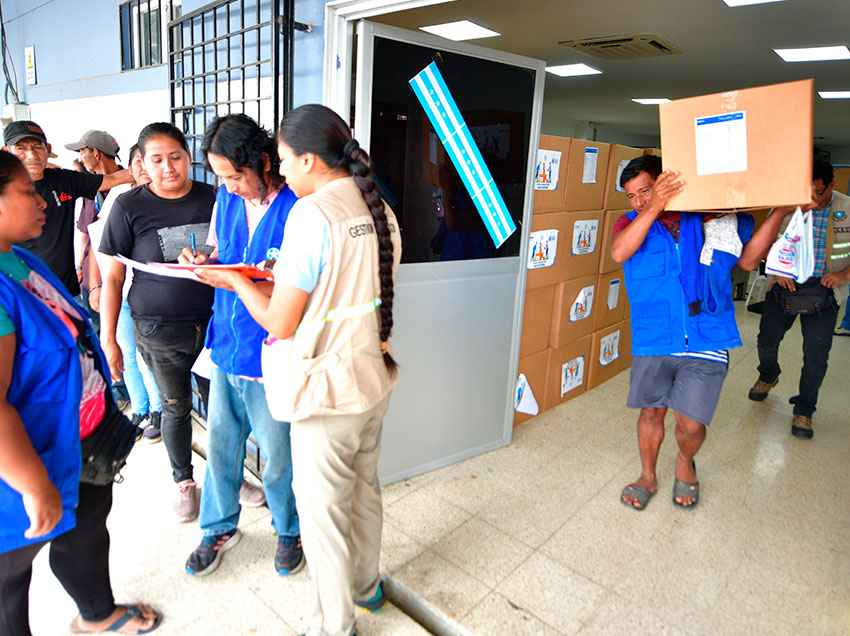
{"left": 115, "top": 255, "right": 200, "bottom": 281}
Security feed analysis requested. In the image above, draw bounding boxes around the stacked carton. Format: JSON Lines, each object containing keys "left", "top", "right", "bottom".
{"left": 516, "top": 135, "right": 633, "bottom": 426}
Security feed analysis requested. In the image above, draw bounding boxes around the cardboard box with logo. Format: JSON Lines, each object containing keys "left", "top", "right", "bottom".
{"left": 563, "top": 139, "right": 611, "bottom": 211}
{"left": 514, "top": 348, "right": 550, "bottom": 426}
{"left": 519, "top": 285, "right": 555, "bottom": 357}
{"left": 543, "top": 335, "right": 592, "bottom": 410}
{"left": 603, "top": 145, "right": 644, "bottom": 210}
{"left": 593, "top": 270, "right": 628, "bottom": 332}
{"left": 598, "top": 209, "right": 629, "bottom": 275}
{"left": 659, "top": 79, "right": 813, "bottom": 211}
{"left": 533, "top": 135, "right": 572, "bottom": 214}
{"left": 526, "top": 211, "right": 604, "bottom": 290}
{"left": 588, "top": 320, "right": 632, "bottom": 390}
{"left": 549, "top": 275, "right": 597, "bottom": 349}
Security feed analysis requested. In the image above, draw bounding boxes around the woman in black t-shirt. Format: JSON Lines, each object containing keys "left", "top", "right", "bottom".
{"left": 99, "top": 123, "right": 215, "bottom": 523}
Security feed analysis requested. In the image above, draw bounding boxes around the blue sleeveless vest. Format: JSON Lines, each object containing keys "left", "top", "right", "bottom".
{"left": 0, "top": 247, "right": 110, "bottom": 554}
{"left": 623, "top": 212, "right": 754, "bottom": 356}
{"left": 205, "top": 185, "right": 297, "bottom": 377}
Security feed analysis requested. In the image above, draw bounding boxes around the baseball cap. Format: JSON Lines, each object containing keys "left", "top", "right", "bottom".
{"left": 65, "top": 130, "right": 120, "bottom": 157}
{"left": 3, "top": 120, "right": 48, "bottom": 146}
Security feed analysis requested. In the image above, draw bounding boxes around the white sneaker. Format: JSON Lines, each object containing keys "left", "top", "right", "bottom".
{"left": 239, "top": 480, "right": 266, "bottom": 508}
{"left": 175, "top": 480, "right": 200, "bottom": 523}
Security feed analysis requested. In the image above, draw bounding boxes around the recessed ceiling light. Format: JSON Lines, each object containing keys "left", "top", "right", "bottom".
{"left": 632, "top": 98, "right": 671, "bottom": 105}
{"left": 774, "top": 45, "right": 850, "bottom": 63}
{"left": 819, "top": 91, "right": 850, "bottom": 99}
{"left": 545, "top": 64, "right": 602, "bottom": 77}
{"left": 419, "top": 20, "right": 500, "bottom": 41}
{"left": 723, "top": 0, "right": 784, "bottom": 6}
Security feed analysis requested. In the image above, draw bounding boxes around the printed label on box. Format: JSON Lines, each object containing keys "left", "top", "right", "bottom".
{"left": 607, "top": 279, "right": 621, "bottom": 310}
{"left": 527, "top": 230, "right": 559, "bottom": 269}
{"left": 535, "top": 149, "right": 561, "bottom": 191}
{"left": 570, "top": 286, "right": 594, "bottom": 322}
{"left": 582, "top": 146, "right": 599, "bottom": 184}
{"left": 572, "top": 220, "right": 599, "bottom": 255}
{"left": 694, "top": 111, "right": 748, "bottom": 176}
{"left": 614, "top": 159, "right": 631, "bottom": 193}
{"left": 515, "top": 373, "right": 539, "bottom": 416}
{"left": 600, "top": 330, "right": 621, "bottom": 366}
{"left": 561, "top": 356, "right": 585, "bottom": 396}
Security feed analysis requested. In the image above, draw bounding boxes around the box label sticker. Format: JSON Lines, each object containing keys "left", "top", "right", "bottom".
{"left": 561, "top": 356, "right": 585, "bottom": 396}
{"left": 515, "top": 373, "right": 539, "bottom": 416}
{"left": 600, "top": 330, "right": 621, "bottom": 366}
{"left": 535, "top": 149, "right": 561, "bottom": 191}
{"left": 694, "top": 111, "right": 748, "bottom": 177}
{"left": 582, "top": 146, "right": 599, "bottom": 184}
{"left": 607, "top": 279, "right": 621, "bottom": 310}
{"left": 570, "top": 286, "right": 594, "bottom": 322}
{"left": 614, "top": 159, "right": 631, "bottom": 193}
{"left": 572, "top": 220, "right": 599, "bottom": 255}
{"left": 527, "top": 229, "right": 559, "bottom": 269}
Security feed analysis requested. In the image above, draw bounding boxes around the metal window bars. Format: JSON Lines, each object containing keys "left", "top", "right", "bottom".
{"left": 120, "top": 0, "right": 165, "bottom": 71}
{"left": 167, "top": 0, "right": 295, "bottom": 182}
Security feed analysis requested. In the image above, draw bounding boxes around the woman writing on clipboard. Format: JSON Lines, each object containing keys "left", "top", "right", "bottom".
{"left": 193, "top": 104, "right": 401, "bottom": 636}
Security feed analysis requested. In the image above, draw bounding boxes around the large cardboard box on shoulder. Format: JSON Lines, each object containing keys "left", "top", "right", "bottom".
{"left": 563, "top": 139, "right": 611, "bottom": 211}
{"left": 526, "top": 211, "right": 604, "bottom": 290}
{"left": 598, "top": 209, "right": 629, "bottom": 275}
{"left": 593, "top": 269, "right": 628, "bottom": 332}
{"left": 603, "top": 145, "right": 644, "bottom": 210}
{"left": 533, "top": 135, "right": 572, "bottom": 214}
{"left": 659, "top": 79, "right": 813, "bottom": 211}
{"left": 543, "top": 336, "right": 592, "bottom": 410}
{"left": 549, "top": 275, "right": 597, "bottom": 349}
{"left": 588, "top": 320, "right": 632, "bottom": 390}
{"left": 515, "top": 348, "right": 550, "bottom": 426}
{"left": 519, "top": 285, "right": 555, "bottom": 357}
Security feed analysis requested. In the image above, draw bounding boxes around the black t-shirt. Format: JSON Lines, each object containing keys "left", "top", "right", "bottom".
{"left": 18, "top": 168, "right": 103, "bottom": 296}
{"left": 99, "top": 182, "right": 216, "bottom": 322}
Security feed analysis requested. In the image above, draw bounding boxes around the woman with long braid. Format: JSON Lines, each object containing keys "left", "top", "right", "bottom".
{"left": 196, "top": 104, "right": 400, "bottom": 636}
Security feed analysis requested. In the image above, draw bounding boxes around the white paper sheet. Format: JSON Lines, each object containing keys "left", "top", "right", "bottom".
{"left": 700, "top": 214, "right": 743, "bottom": 265}
{"left": 572, "top": 220, "right": 599, "bottom": 255}
{"left": 694, "top": 111, "right": 748, "bottom": 177}
{"left": 614, "top": 159, "right": 631, "bottom": 193}
{"left": 607, "top": 279, "right": 621, "bottom": 310}
{"left": 570, "top": 286, "right": 594, "bottom": 322}
{"left": 535, "top": 149, "right": 561, "bottom": 191}
{"left": 561, "top": 356, "right": 585, "bottom": 396}
{"left": 527, "top": 230, "right": 559, "bottom": 269}
{"left": 191, "top": 347, "right": 214, "bottom": 380}
{"left": 582, "top": 146, "right": 599, "bottom": 184}
{"left": 115, "top": 255, "right": 200, "bottom": 281}
{"left": 599, "top": 330, "right": 621, "bottom": 366}
{"left": 515, "top": 374, "right": 539, "bottom": 416}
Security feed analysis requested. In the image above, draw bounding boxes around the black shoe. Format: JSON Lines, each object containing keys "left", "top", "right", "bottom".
{"left": 185, "top": 529, "right": 242, "bottom": 576}
{"left": 275, "top": 535, "right": 305, "bottom": 576}
{"left": 142, "top": 413, "right": 162, "bottom": 444}
{"left": 130, "top": 413, "right": 149, "bottom": 427}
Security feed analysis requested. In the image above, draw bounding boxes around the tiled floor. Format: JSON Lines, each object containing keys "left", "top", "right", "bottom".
{"left": 29, "top": 305, "right": 850, "bottom": 635}
{"left": 381, "top": 305, "right": 850, "bottom": 635}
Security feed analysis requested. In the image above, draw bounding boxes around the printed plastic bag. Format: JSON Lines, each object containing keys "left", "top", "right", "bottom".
{"left": 765, "top": 208, "right": 814, "bottom": 284}
{"left": 746, "top": 274, "right": 769, "bottom": 314}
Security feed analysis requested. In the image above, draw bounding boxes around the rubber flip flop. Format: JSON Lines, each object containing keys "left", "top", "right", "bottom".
{"left": 621, "top": 484, "right": 657, "bottom": 511}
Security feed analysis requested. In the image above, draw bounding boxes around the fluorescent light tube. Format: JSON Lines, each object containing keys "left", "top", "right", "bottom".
{"left": 723, "top": 0, "right": 785, "bottom": 6}
{"left": 819, "top": 91, "right": 850, "bottom": 99}
{"left": 419, "top": 20, "right": 500, "bottom": 41}
{"left": 632, "top": 98, "right": 671, "bottom": 105}
{"left": 774, "top": 46, "right": 850, "bottom": 62}
{"left": 545, "top": 64, "right": 602, "bottom": 77}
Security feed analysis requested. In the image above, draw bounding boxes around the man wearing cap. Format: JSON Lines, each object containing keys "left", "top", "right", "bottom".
{"left": 65, "top": 130, "right": 125, "bottom": 321}
{"left": 4, "top": 121, "right": 131, "bottom": 296}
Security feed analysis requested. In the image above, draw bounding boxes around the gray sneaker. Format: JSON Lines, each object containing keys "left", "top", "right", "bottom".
{"left": 175, "top": 479, "right": 200, "bottom": 523}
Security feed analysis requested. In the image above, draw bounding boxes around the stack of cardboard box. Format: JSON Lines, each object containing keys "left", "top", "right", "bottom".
{"left": 516, "top": 135, "right": 633, "bottom": 426}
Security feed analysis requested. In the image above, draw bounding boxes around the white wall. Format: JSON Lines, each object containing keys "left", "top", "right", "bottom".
{"left": 541, "top": 101, "right": 660, "bottom": 148}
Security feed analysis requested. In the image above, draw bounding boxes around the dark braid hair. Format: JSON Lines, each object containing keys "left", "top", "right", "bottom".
{"left": 0, "top": 150, "right": 26, "bottom": 194}
{"left": 201, "top": 114, "right": 283, "bottom": 200}
{"left": 279, "top": 104, "right": 397, "bottom": 375}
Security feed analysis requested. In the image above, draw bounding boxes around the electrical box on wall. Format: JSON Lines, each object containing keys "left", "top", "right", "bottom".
{"left": 1, "top": 103, "right": 31, "bottom": 125}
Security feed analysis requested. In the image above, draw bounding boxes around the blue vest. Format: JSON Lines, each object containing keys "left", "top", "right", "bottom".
{"left": 623, "top": 212, "right": 754, "bottom": 356}
{"left": 205, "top": 185, "right": 297, "bottom": 376}
{"left": 0, "top": 248, "right": 110, "bottom": 554}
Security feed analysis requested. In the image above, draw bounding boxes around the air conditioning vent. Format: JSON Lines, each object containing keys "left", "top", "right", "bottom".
{"left": 558, "top": 33, "right": 681, "bottom": 60}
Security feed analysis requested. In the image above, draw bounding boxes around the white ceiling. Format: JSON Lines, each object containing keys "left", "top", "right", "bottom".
{"left": 373, "top": 0, "right": 850, "bottom": 147}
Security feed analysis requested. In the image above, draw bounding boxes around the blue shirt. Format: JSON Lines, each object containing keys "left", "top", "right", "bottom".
{"left": 275, "top": 199, "right": 330, "bottom": 293}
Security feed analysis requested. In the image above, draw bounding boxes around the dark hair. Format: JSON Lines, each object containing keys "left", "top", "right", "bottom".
{"left": 0, "top": 150, "right": 26, "bottom": 195}
{"left": 619, "top": 155, "right": 662, "bottom": 189}
{"left": 128, "top": 143, "right": 141, "bottom": 164}
{"left": 137, "top": 122, "right": 190, "bottom": 156}
{"left": 813, "top": 157, "right": 834, "bottom": 186}
{"left": 201, "top": 114, "right": 282, "bottom": 200}
{"left": 278, "top": 104, "right": 397, "bottom": 375}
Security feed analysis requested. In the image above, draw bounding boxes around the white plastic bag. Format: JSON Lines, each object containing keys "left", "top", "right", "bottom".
{"left": 765, "top": 207, "right": 814, "bottom": 284}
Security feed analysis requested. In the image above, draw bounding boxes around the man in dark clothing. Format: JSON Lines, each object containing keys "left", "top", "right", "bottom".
{"left": 4, "top": 121, "right": 131, "bottom": 295}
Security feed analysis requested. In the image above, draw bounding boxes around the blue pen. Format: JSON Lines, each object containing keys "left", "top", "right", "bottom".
{"left": 190, "top": 232, "right": 197, "bottom": 257}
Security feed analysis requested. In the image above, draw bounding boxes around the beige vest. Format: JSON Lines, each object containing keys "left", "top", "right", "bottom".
{"left": 825, "top": 190, "right": 850, "bottom": 275}
{"left": 262, "top": 177, "right": 402, "bottom": 422}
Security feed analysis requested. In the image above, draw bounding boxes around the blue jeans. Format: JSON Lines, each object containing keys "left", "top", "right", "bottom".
{"left": 116, "top": 299, "right": 161, "bottom": 416}
{"left": 200, "top": 367, "right": 299, "bottom": 538}
{"left": 841, "top": 301, "right": 850, "bottom": 330}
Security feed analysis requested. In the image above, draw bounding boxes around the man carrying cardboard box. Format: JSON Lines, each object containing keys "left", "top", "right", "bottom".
{"left": 612, "top": 156, "right": 794, "bottom": 510}
{"left": 748, "top": 158, "right": 850, "bottom": 439}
